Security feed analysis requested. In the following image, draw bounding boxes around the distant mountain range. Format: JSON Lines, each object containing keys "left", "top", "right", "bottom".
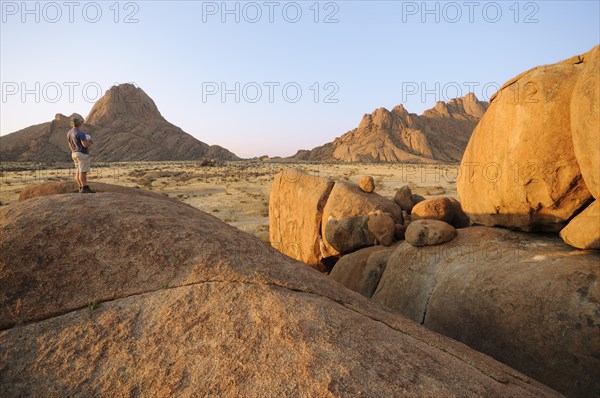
{"left": 1, "top": 86, "right": 488, "bottom": 164}
{"left": 291, "top": 93, "right": 488, "bottom": 163}
{"left": 0, "top": 84, "right": 239, "bottom": 162}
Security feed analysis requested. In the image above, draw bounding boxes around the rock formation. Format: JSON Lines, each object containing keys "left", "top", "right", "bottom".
{"left": 292, "top": 93, "right": 488, "bottom": 163}
{"left": 323, "top": 46, "right": 599, "bottom": 398}
{"left": 272, "top": 47, "right": 600, "bottom": 398}
{"left": 0, "top": 84, "right": 238, "bottom": 162}
{"left": 269, "top": 169, "right": 403, "bottom": 270}
{"left": 458, "top": 46, "right": 598, "bottom": 234}
{"left": 0, "top": 185, "right": 560, "bottom": 397}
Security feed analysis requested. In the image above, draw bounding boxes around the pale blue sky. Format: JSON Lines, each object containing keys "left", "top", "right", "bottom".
{"left": 1, "top": 1, "right": 599, "bottom": 157}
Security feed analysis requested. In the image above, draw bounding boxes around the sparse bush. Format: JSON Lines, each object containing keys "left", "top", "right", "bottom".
{"left": 88, "top": 299, "right": 99, "bottom": 311}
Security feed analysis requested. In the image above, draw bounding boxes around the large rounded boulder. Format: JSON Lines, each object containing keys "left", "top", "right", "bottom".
{"left": 458, "top": 49, "right": 595, "bottom": 232}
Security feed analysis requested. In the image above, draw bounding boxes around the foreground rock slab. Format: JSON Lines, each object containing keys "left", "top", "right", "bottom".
{"left": 372, "top": 226, "right": 600, "bottom": 398}
{"left": 0, "top": 188, "right": 560, "bottom": 397}
{"left": 18, "top": 180, "right": 173, "bottom": 202}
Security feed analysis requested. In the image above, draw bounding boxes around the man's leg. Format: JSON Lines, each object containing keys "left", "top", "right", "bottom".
{"left": 79, "top": 154, "right": 95, "bottom": 193}
{"left": 72, "top": 155, "right": 83, "bottom": 192}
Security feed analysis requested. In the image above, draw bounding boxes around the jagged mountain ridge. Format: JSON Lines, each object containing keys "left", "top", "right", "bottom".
{"left": 293, "top": 93, "right": 488, "bottom": 163}
{"left": 0, "top": 84, "right": 238, "bottom": 162}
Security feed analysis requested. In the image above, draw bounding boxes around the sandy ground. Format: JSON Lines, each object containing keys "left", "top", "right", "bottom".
{"left": 0, "top": 161, "right": 460, "bottom": 241}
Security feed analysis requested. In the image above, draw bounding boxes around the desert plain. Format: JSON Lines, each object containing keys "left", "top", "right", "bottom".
{"left": 0, "top": 160, "right": 457, "bottom": 241}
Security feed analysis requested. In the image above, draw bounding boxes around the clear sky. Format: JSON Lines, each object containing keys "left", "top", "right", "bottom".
{"left": 1, "top": 0, "right": 599, "bottom": 158}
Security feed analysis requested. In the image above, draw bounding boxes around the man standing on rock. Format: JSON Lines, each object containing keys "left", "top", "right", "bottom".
{"left": 67, "top": 116, "right": 95, "bottom": 193}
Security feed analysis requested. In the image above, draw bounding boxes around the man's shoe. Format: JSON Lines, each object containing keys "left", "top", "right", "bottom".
{"left": 75, "top": 187, "right": 82, "bottom": 193}
{"left": 81, "top": 186, "right": 96, "bottom": 193}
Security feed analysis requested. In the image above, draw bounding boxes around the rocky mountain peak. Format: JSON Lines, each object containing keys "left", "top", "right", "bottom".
{"left": 423, "top": 93, "right": 488, "bottom": 120}
{"left": 391, "top": 104, "right": 409, "bottom": 116}
{"left": 292, "top": 94, "right": 489, "bottom": 163}
{"left": 86, "top": 83, "right": 161, "bottom": 126}
{"left": 0, "top": 84, "right": 239, "bottom": 162}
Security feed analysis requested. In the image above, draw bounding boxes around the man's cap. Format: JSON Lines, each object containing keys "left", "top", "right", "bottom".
{"left": 71, "top": 116, "right": 84, "bottom": 124}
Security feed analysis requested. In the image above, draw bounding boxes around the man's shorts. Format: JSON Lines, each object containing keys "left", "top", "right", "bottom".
{"left": 71, "top": 151, "right": 91, "bottom": 173}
